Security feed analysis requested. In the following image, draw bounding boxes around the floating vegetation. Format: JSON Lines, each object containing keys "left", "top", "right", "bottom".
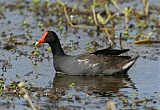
{"left": 133, "top": 32, "right": 160, "bottom": 44}
{"left": 55, "top": 0, "right": 159, "bottom": 45}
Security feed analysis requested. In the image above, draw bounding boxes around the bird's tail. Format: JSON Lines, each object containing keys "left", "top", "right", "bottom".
{"left": 122, "top": 56, "right": 139, "bottom": 73}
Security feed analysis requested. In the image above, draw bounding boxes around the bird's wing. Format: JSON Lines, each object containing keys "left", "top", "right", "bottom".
{"left": 90, "top": 48, "right": 130, "bottom": 56}
{"left": 77, "top": 54, "right": 131, "bottom": 65}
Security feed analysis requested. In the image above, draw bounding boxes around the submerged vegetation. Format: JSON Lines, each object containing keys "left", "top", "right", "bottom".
{"left": 0, "top": 0, "right": 160, "bottom": 109}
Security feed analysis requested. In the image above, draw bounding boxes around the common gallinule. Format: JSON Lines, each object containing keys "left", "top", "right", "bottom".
{"left": 35, "top": 31, "right": 138, "bottom": 75}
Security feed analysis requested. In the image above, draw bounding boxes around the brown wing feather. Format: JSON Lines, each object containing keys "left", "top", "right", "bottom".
{"left": 77, "top": 54, "right": 131, "bottom": 67}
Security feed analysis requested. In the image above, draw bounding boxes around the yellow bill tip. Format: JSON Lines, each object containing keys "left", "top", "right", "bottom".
{"left": 35, "top": 42, "right": 39, "bottom": 46}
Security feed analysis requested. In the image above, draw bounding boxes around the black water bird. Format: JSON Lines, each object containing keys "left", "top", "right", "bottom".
{"left": 35, "top": 31, "right": 138, "bottom": 75}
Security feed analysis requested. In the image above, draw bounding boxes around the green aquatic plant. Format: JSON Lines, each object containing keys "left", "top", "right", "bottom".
{"left": 133, "top": 32, "right": 160, "bottom": 44}
{"left": 91, "top": 0, "right": 99, "bottom": 25}
{"left": 38, "top": 22, "right": 44, "bottom": 31}
{"left": 69, "top": 83, "right": 75, "bottom": 89}
{"left": 56, "top": 0, "right": 87, "bottom": 28}
{"left": 97, "top": 3, "right": 111, "bottom": 25}
{"left": 86, "top": 42, "right": 92, "bottom": 53}
{"left": 131, "top": 93, "right": 137, "bottom": 109}
{"left": 32, "top": 0, "right": 40, "bottom": 7}
{"left": 67, "top": 83, "right": 75, "bottom": 100}
{"left": 45, "top": 0, "right": 50, "bottom": 8}
{"left": 59, "top": 24, "right": 63, "bottom": 34}
{"left": 121, "top": 97, "right": 128, "bottom": 104}
{"left": 0, "top": 78, "right": 6, "bottom": 96}
{"left": 47, "top": 46, "right": 51, "bottom": 51}
{"left": 15, "top": 74, "right": 20, "bottom": 78}
{"left": 123, "top": 30, "right": 129, "bottom": 36}
{"left": 97, "top": 13, "right": 110, "bottom": 25}
{"left": 32, "top": 49, "right": 39, "bottom": 56}
{"left": 111, "top": 0, "right": 132, "bottom": 32}
{"left": 56, "top": 0, "right": 66, "bottom": 6}
{"left": 56, "top": 0, "right": 120, "bottom": 45}
{"left": 137, "top": 21, "right": 143, "bottom": 28}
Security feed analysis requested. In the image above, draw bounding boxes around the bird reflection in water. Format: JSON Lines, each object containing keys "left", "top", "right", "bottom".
{"left": 52, "top": 74, "right": 136, "bottom": 94}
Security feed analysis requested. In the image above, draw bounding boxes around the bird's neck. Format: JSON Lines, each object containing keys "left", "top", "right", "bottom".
{"left": 49, "top": 43, "right": 66, "bottom": 56}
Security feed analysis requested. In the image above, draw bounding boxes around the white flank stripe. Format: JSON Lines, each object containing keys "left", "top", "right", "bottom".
{"left": 78, "top": 59, "right": 90, "bottom": 65}
{"left": 89, "top": 63, "right": 99, "bottom": 68}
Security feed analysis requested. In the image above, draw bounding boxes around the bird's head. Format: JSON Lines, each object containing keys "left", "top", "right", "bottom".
{"left": 35, "top": 31, "right": 58, "bottom": 45}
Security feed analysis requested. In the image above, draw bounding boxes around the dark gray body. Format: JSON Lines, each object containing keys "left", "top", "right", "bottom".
{"left": 37, "top": 31, "right": 138, "bottom": 76}
{"left": 53, "top": 54, "right": 138, "bottom": 75}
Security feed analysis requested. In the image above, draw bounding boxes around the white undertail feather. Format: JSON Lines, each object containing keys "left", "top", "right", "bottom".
{"left": 122, "top": 60, "right": 135, "bottom": 70}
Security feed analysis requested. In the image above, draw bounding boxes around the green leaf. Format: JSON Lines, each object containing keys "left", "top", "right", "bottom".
{"left": 131, "top": 93, "right": 137, "bottom": 97}
{"left": 128, "top": 6, "right": 133, "bottom": 13}
{"left": 123, "top": 6, "right": 133, "bottom": 14}
{"left": 56, "top": 0, "right": 66, "bottom": 6}
{"left": 69, "top": 83, "right": 75, "bottom": 89}
{"left": 92, "top": 0, "right": 99, "bottom": 7}
{"left": 97, "top": 5, "right": 111, "bottom": 25}
{"left": 97, "top": 14, "right": 105, "bottom": 24}
{"left": 124, "top": 30, "right": 129, "bottom": 35}
{"left": 138, "top": 21, "right": 143, "bottom": 28}
{"left": 147, "top": 32, "right": 153, "bottom": 39}
{"left": 70, "top": 40, "right": 74, "bottom": 42}
{"left": 32, "top": 0, "right": 40, "bottom": 7}
{"left": 47, "top": 46, "right": 51, "bottom": 51}
{"left": 32, "top": 50, "right": 39, "bottom": 56}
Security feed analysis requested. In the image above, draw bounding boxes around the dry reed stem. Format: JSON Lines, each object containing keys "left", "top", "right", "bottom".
{"left": 92, "top": 6, "right": 98, "bottom": 25}
{"left": 18, "top": 82, "right": 37, "bottom": 110}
